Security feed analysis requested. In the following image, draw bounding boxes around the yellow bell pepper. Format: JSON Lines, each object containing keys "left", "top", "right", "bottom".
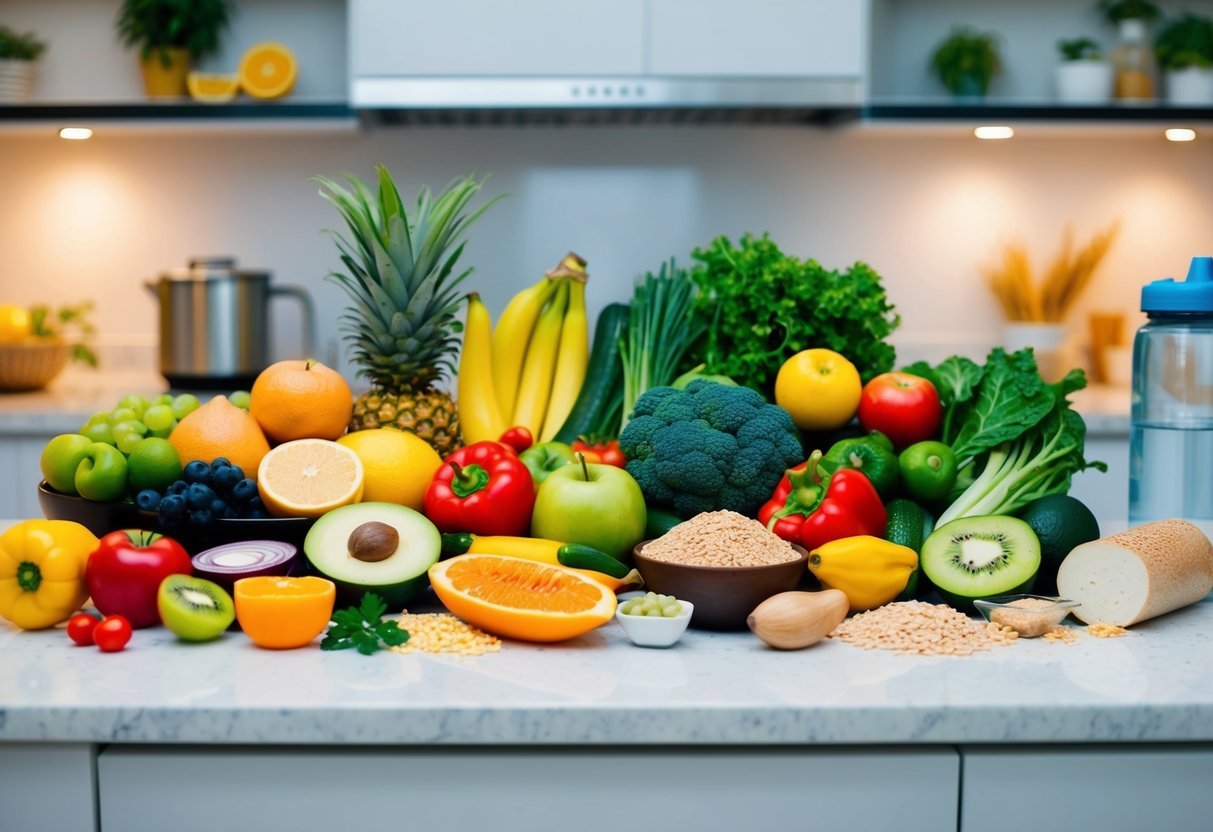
{"left": 0, "top": 520, "right": 98, "bottom": 630}
{"left": 807, "top": 535, "right": 918, "bottom": 612}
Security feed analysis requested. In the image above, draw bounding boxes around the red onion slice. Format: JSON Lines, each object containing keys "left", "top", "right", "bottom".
{"left": 192, "top": 540, "right": 298, "bottom": 590}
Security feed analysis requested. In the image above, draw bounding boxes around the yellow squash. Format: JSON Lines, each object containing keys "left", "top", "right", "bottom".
{"left": 807, "top": 535, "right": 918, "bottom": 612}
{"left": 0, "top": 520, "right": 98, "bottom": 630}
{"left": 456, "top": 534, "right": 642, "bottom": 593}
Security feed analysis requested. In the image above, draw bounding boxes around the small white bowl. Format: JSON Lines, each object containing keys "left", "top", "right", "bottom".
{"left": 615, "top": 597, "right": 694, "bottom": 648}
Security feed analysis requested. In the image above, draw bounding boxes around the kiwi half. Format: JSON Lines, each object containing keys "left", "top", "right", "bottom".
{"left": 920, "top": 516, "right": 1041, "bottom": 610}
{"left": 157, "top": 575, "right": 235, "bottom": 641}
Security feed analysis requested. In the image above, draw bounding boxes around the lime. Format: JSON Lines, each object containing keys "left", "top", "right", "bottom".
{"left": 897, "top": 441, "right": 958, "bottom": 503}
{"left": 127, "top": 437, "right": 183, "bottom": 493}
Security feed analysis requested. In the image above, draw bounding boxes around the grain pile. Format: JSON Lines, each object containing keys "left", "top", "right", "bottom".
{"left": 1088, "top": 622, "right": 1128, "bottom": 638}
{"left": 989, "top": 597, "right": 1066, "bottom": 638}
{"left": 642, "top": 510, "right": 799, "bottom": 567}
{"left": 1042, "top": 626, "right": 1078, "bottom": 644}
{"left": 389, "top": 612, "right": 501, "bottom": 656}
{"left": 830, "top": 600, "right": 1018, "bottom": 655}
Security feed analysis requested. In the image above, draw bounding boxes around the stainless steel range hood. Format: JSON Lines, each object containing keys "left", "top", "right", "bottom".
{"left": 349, "top": 0, "right": 868, "bottom": 122}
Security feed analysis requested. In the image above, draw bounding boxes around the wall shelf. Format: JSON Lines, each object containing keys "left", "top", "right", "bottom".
{"left": 0, "top": 102, "right": 359, "bottom": 135}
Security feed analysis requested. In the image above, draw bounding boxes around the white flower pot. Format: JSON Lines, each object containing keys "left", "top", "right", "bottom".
{"left": 1003, "top": 322, "right": 1070, "bottom": 383}
{"left": 1055, "top": 60, "right": 1113, "bottom": 104}
{"left": 0, "top": 59, "right": 35, "bottom": 103}
{"left": 1165, "top": 67, "right": 1213, "bottom": 106}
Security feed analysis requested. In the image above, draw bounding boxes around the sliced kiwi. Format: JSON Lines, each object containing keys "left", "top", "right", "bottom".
{"left": 920, "top": 516, "right": 1041, "bottom": 610}
{"left": 157, "top": 575, "right": 235, "bottom": 642}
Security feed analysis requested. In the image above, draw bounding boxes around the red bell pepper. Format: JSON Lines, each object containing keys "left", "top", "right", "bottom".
{"left": 758, "top": 450, "right": 886, "bottom": 552}
{"left": 571, "top": 437, "right": 625, "bottom": 468}
{"left": 423, "top": 441, "right": 535, "bottom": 536}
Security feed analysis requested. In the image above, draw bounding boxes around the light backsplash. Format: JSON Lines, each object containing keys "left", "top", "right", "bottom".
{"left": 1, "top": 127, "right": 1207, "bottom": 387}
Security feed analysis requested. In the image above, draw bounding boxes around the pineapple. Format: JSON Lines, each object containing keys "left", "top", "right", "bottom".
{"left": 315, "top": 165, "right": 494, "bottom": 456}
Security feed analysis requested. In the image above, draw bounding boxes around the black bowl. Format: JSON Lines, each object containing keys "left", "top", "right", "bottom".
{"left": 37, "top": 481, "right": 142, "bottom": 537}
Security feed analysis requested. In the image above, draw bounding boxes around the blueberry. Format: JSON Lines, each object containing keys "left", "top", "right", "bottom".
{"left": 188, "top": 508, "right": 213, "bottom": 526}
{"left": 158, "top": 494, "right": 186, "bottom": 520}
{"left": 183, "top": 460, "right": 212, "bottom": 484}
{"left": 212, "top": 465, "right": 243, "bottom": 494}
{"left": 244, "top": 508, "right": 267, "bottom": 520}
{"left": 186, "top": 483, "right": 215, "bottom": 510}
{"left": 211, "top": 457, "right": 232, "bottom": 469}
{"left": 135, "top": 489, "right": 162, "bottom": 511}
{"left": 230, "top": 478, "right": 259, "bottom": 505}
{"left": 210, "top": 498, "right": 228, "bottom": 516}
{"left": 167, "top": 480, "right": 189, "bottom": 496}
{"left": 222, "top": 504, "right": 241, "bottom": 520}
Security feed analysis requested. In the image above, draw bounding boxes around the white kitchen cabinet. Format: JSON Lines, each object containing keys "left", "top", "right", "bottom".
{"left": 0, "top": 436, "right": 46, "bottom": 519}
{"left": 0, "top": 744, "right": 96, "bottom": 832}
{"left": 1069, "top": 435, "right": 1129, "bottom": 530}
{"left": 99, "top": 746, "right": 960, "bottom": 832}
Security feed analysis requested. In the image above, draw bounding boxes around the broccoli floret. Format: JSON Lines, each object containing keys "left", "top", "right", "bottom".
{"left": 619, "top": 380, "right": 803, "bottom": 519}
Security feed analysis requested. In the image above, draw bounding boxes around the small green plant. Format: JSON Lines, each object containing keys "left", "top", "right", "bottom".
{"left": 1155, "top": 14, "right": 1213, "bottom": 70}
{"left": 30, "top": 303, "right": 97, "bottom": 367}
{"left": 1098, "top": 0, "right": 1161, "bottom": 25}
{"left": 115, "top": 0, "right": 231, "bottom": 66}
{"left": 931, "top": 27, "right": 1002, "bottom": 97}
{"left": 1058, "top": 37, "right": 1103, "bottom": 61}
{"left": 0, "top": 26, "right": 47, "bottom": 61}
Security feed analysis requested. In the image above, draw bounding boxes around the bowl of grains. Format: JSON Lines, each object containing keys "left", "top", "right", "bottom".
{"left": 632, "top": 510, "right": 808, "bottom": 630}
{"left": 972, "top": 595, "right": 1081, "bottom": 639}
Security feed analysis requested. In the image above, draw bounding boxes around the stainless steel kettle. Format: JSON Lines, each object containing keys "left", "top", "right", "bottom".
{"left": 146, "top": 257, "right": 316, "bottom": 390}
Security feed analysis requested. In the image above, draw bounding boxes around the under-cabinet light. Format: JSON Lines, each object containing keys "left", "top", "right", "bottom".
{"left": 58, "top": 127, "right": 93, "bottom": 141}
{"left": 974, "top": 126, "right": 1014, "bottom": 140}
{"left": 1165, "top": 128, "right": 1196, "bottom": 142}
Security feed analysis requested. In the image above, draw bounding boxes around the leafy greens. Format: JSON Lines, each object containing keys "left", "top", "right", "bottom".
{"left": 320, "top": 593, "right": 409, "bottom": 656}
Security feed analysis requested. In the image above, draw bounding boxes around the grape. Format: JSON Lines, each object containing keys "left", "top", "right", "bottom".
{"left": 159, "top": 494, "right": 186, "bottom": 520}
{"left": 622, "top": 592, "right": 682, "bottom": 618}
{"left": 171, "top": 393, "right": 201, "bottom": 421}
{"left": 183, "top": 460, "right": 212, "bottom": 484}
{"left": 186, "top": 483, "right": 215, "bottom": 510}
{"left": 167, "top": 481, "right": 189, "bottom": 496}
{"left": 85, "top": 411, "right": 111, "bottom": 428}
{"left": 136, "top": 489, "right": 162, "bottom": 511}
{"left": 147, "top": 423, "right": 176, "bottom": 439}
{"left": 117, "top": 394, "right": 149, "bottom": 416}
{"left": 143, "top": 404, "right": 174, "bottom": 432}
{"left": 80, "top": 422, "right": 115, "bottom": 445}
{"left": 152, "top": 393, "right": 173, "bottom": 405}
{"left": 228, "top": 390, "right": 250, "bottom": 410}
{"left": 116, "top": 428, "right": 148, "bottom": 455}
{"left": 230, "top": 478, "right": 258, "bottom": 505}
{"left": 109, "top": 407, "right": 138, "bottom": 425}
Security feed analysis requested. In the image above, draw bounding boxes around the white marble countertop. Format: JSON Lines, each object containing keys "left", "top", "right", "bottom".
{"left": 1, "top": 588, "right": 1209, "bottom": 746}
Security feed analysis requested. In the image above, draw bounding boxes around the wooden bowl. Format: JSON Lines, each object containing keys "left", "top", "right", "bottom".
{"left": 0, "top": 341, "right": 71, "bottom": 391}
{"left": 632, "top": 539, "right": 809, "bottom": 631}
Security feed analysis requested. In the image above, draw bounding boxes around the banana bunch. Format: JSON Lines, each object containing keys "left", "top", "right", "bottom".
{"left": 459, "top": 252, "right": 589, "bottom": 445}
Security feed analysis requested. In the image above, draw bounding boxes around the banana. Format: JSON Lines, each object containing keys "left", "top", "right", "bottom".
{"left": 490, "top": 274, "right": 559, "bottom": 422}
{"left": 511, "top": 280, "right": 569, "bottom": 437}
{"left": 457, "top": 293, "right": 508, "bottom": 444}
{"left": 539, "top": 272, "right": 589, "bottom": 442}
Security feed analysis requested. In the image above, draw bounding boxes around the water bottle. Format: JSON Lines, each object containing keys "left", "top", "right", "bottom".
{"left": 1130, "top": 256, "right": 1213, "bottom": 535}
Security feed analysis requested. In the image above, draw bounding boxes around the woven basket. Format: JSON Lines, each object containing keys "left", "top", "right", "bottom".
{"left": 0, "top": 341, "right": 72, "bottom": 391}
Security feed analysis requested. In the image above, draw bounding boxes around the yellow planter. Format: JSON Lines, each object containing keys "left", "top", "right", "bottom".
{"left": 139, "top": 48, "right": 190, "bottom": 98}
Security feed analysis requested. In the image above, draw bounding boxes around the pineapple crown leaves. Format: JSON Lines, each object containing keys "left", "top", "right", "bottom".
{"left": 313, "top": 165, "right": 499, "bottom": 387}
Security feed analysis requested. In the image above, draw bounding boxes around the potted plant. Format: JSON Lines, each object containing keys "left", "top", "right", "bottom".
{"left": 930, "top": 27, "right": 1001, "bottom": 100}
{"left": 1055, "top": 38, "right": 1112, "bottom": 104}
{"left": 1155, "top": 13, "right": 1213, "bottom": 105}
{"left": 1099, "top": 0, "right": 1161, "bottom": 100}
{"left": 116, "top": 0, "right": 231, "bottom": 98}
{"left": 0, "top": 26, "right": 47, "bottom": 104}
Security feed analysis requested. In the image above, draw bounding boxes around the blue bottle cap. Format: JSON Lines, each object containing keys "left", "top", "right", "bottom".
{"left": 1142, "top": 256, "right": 1213, "bottom": 313}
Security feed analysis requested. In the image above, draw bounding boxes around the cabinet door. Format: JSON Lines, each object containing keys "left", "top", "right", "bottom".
{"left": 101, "top": 746, "right": 958, "bottom": 832}
{"left": 961, "top": 746, "right": 1213, "bottom": 832}
{"left": 350, "top": 0, "right": 645, "bottom": 76}
{"left": 0, "top": 744, "right": 96, "bottom": 832}
{"left": 649, "top": 0, "right": 867, "bottom": 77}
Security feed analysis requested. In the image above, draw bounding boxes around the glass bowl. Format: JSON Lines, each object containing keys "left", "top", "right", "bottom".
{"left": 973, "top": 594, "right": 1080, "bottom": 638}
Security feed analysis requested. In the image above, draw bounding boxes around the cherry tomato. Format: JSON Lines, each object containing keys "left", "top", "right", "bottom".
{"left": 857, "top": 372, "right": 943, "bottom": 450}
{"left": 66, "top": 613, "right": 100, "bottom": 646}
{"left": 94, "top": 615, "right": 132, "bottom": 653}
{"left": 498, "top": 426, "right": 534, "bottom": 453}
{"left": 571, "top": 437, "right": 625, "bottom": 468}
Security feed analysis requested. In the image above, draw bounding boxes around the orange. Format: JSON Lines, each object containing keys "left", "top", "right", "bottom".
{"left": 238, "top": 42, "right": 297, "bottom": 100}
{"left": 335, "top": 428, "right": 441, "bottom": 510}
{"left": 186, "top": 72, "right": 239, "bottom": 103}
{"left": 250, "top": 359, "right": 353, "bottom": 444}
{"left": 0, "top": 304, "right": 31, "bottom": 343}
{"left": 169, "top": 396, "right": 271, "bottom": 479}
{"left": 234, "top": 575, "right": 335, "bottom": 649}
{"left": 256, "top": 438, "right": 364, "bottom": 518}
{"left": 428, "top": 554, "right": 616, "bottom": 642}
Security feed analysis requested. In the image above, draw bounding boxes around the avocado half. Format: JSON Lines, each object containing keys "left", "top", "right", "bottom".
{"left": 303, "top": 502, "right": 441, "bottom": 608}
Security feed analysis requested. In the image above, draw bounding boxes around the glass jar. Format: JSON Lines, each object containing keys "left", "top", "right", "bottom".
{"left": 1111, "top": 18, "right": 1157, "bottom": 101}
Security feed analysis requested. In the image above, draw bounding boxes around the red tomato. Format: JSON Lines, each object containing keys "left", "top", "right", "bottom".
{"left": 85, "top": 530, "right": 192, "bottom": 629}
{"left": 571, "top": 438, "right": 626, "bottom": 468}
{"left": 857, "top": 372, "right": 943, "bottom": 449}
{"left": 94, "top": 615, "right": 132, "bottom": 652}
{"left": 498, "top": 426, "right": 533, "bottom": 453}
{"left": 66, "top": 613, "right": 100, "bottom": 646}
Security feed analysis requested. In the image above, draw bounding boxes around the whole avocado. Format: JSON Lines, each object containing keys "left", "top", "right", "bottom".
{"left": 618, "top": 380, "right": 803, "bottom": 519}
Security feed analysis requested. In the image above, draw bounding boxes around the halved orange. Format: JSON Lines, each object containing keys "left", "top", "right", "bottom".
{"left": 234, "top": 576, "right": 335, "bottom": 649}
{"left": 187, "top": 72, "right": 240, "bottom": 103}
{"left": 429, "top": 554, "right": 617, "bottom": 642}
{"left": 256, "top": 438, "right": 364, "bottom": 518}
{"left": 239, "top": 42, "right": 297, "bottom": 100}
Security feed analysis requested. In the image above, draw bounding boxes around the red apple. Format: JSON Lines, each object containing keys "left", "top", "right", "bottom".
{"left": 85, "top": 530, "right": 192, "bottom": 629}
{"left": 857, "top": 372, "right": 943, "bottom": 449}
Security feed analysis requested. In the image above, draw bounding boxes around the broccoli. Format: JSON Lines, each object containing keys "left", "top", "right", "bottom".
{"left": 619, "top": 380, "right": 803, "bottom": 519}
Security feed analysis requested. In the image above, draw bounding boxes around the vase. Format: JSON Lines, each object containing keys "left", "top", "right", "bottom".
{"left": 1002, "top": 322, "right": 1069, "bottom": 382}
{"left": 139, "top": 48, "right": 190, "bottom": 98}
{"left": 1054, "top": 60, "right": 1113, "bottom": 104}
{"left": 1165, "top": 67, "right": 1213, "bottom": 106}
{"left": 0, "top": 59, "right": 35, "bottom": 103}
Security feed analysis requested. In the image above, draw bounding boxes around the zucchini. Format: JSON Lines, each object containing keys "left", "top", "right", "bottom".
{"left": 557, "top": 543, "right": 630, "bottom": 578}
{"left": 553, "top": 303, "right": 629, "bottom": 444}
{"left": 885, "top": 498, "right": 934, "bottom": 601}
{"left": 644, "top": 507, "right": 683, "bottom": 540}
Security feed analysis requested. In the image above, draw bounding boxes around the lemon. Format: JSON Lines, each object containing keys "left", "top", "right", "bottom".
{"left": 337, "top": 428, "right": 442, "bottom": 511}
{"left": 0, "top": 304, "right": 31, "bottom": 343}
{"left": 187, "top": 72, "right": 240, "bottom": 103}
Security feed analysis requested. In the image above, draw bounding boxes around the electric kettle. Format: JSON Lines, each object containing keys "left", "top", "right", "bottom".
{"left": 146, "top": 257, "right": 316, "bottom": 390}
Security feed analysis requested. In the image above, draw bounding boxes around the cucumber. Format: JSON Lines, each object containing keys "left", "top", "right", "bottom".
{"left": 644, "top": 507, "right": 683, "bottom": 540}
{"left": 557, "top": 543, "right": 630, "bottom": 578}
{"left": 553, "top": 303, "right": 629, "bottom": 444}
{"left": 885, "top": 499, "right": 934, "bottom": 601}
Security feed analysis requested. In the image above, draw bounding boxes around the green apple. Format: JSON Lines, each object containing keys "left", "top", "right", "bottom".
{"left": 531, "top": 457, "right": 647, "bottom": 560}
{"left": 74, "top": 443, "right": 129, "bottom": 502}
{"left": 40, "top": 434, "right": 94, "bottom": 495}
{"left": 519, "top": 441, "right": 577, "bottom": 489}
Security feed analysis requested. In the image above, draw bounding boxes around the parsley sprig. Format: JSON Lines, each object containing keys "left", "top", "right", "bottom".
{"left": 320, "top": 593, "right": 409, "bottom": 655}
